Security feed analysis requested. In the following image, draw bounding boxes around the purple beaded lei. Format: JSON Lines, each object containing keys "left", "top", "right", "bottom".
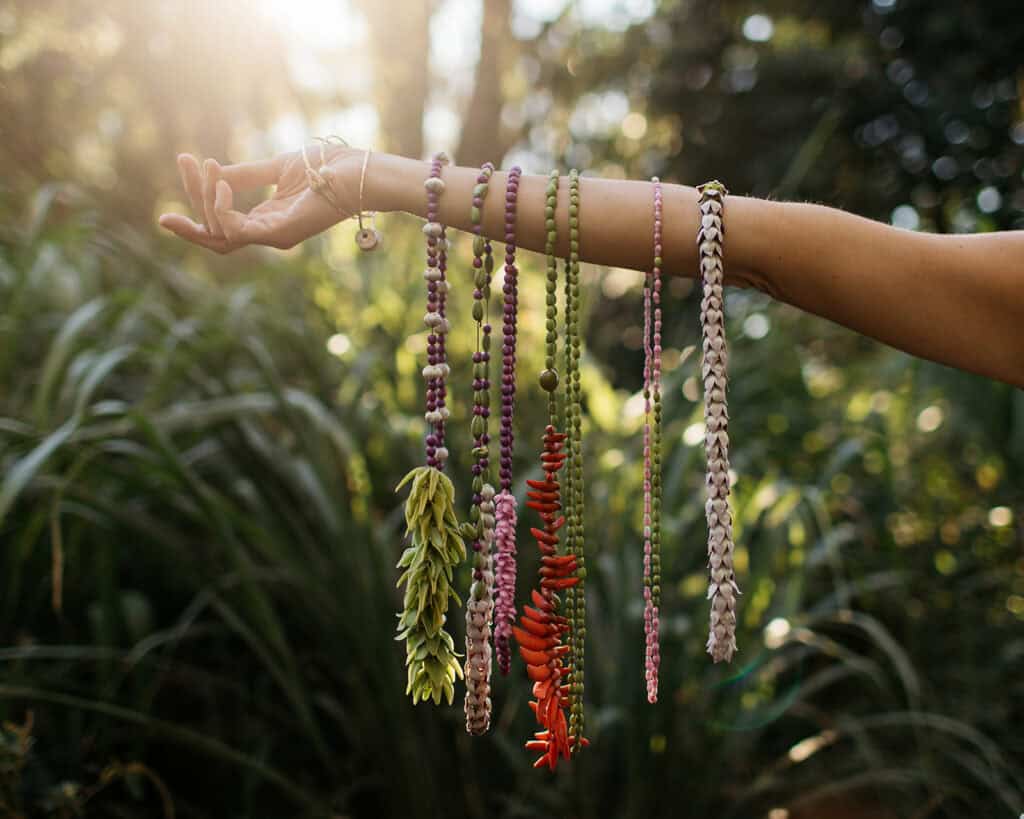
{"left": 493, "top": 166, "right": 522, "bottom": 676}
{"left": 422, "top": 152, "right": 451, "bottom": 469}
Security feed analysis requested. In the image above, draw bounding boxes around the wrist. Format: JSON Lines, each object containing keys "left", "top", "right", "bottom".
{"left": 359, "top": 151, "right": 430, "bottom": 216}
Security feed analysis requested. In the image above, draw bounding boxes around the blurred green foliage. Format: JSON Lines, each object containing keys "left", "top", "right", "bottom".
{"left": 1, "top": 1, "right": 1023, "bottom": 817}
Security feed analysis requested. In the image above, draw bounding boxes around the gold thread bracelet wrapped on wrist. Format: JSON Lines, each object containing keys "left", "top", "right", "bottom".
{"left": 301, "top": 136, "right": 380, "bottom": 252}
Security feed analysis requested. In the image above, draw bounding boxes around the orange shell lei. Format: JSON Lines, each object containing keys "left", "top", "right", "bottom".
{"left": 516, "top": 425, "right": 589, "bottom": 769}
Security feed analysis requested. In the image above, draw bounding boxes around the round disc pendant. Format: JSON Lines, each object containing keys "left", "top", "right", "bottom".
{"left": 356, "top": 228, "right": 380, "bottom": 251}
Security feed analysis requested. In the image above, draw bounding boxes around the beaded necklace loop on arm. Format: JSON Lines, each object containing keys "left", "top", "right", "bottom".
{"left": 643, "top": 177, "right": 663, "bottom": 702}
{"left": 464, "top": 163, "right": 498, "bottom": 735}
{"left": 517, "top": 169, "right": 588, "bottom": 770}
{"left": 422, "top": 153, "right": 452, "bottom": 469}
{"left": 494, "top": 166, "right": 522, "bottom": 677}
{"left": 565, "top": 168, "right": 586, "bottom": 741}
{"left": 697, "top": 179, "right": 740, "bottom": 664}
{"left": 392, "top": 152, "right": 466, "bottom": 707}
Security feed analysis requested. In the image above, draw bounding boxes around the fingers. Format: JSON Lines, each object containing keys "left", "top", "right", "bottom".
{"left": 213, "top": 179, "right": 289, "bottom": 248}
{"left": 158, "top": 213, "right": 236, "bottom": 254}
{"left": 213, "top": 179, "right": 252, "bottom": 245}
{"left": 203, "top": 158, "right": 224, "bottom": 239}
{"left": 218, "top": 155, "right": 286, "bottom": 191}
{"left": 177, "top": 154, "right": 207, "bottom": 229}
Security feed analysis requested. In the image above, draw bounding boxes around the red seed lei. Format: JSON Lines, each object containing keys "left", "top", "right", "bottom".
{"left": 518, "top": 169, "right": 588, "bottom": 769}
{"left": 517, "top": 427, "right": 587, "bottom": 769}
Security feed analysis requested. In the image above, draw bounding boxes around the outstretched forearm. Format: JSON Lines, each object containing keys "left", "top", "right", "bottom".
{"left": 364, "top": 152, "right": 1024, "bottom": 387}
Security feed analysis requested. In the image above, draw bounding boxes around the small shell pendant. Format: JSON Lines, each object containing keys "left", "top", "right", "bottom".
{"left": 356, "top": 227, "right": 380, "bottom": 251}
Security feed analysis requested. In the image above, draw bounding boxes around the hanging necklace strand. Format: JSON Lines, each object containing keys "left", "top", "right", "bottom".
{"left": 393, "top": 152, "right": 466, "bottom": 707}
{"left": 422, "top": 153, "right": 452, "bottom": 468}
{"left": 464, "top": 162, "right": 497, "bottom": 735}
{"left": 697, "top": 180, "right": 740, "bottom": 664}
{"left": 494, "top": 166, "right": 522, "bottom": 677}
{"left": 566, "top": 168, "right": 586, "bottom": 742}
{"left": 643, "top": 177, "right": 664, "bottom": 702}
{"left": 518, "top": 169, "right": 587, "bottom": 769}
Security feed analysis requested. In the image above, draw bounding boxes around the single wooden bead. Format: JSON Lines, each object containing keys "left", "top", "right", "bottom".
{"left": 539, "top": 368, "right": 559, "bottom": 392}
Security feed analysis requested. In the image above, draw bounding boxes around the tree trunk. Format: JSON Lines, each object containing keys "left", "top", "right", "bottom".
{"left": 456, "top": 0, "right": 514, "bottom": 167}
{"left": 360, "top": 0, "right": 433, "bottom": 159}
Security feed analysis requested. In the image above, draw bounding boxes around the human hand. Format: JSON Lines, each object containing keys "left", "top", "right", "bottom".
{"left": 158, "top": 145, "right": 363, "bottom": 253}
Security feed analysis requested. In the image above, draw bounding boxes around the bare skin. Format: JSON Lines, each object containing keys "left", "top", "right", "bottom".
{"left": 158, "top": 146, "right": 1024, "bottom": 388}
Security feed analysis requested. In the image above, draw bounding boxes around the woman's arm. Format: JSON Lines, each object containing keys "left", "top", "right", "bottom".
{"left": 160, "top": 148, "right": 1024, "bottom": 387}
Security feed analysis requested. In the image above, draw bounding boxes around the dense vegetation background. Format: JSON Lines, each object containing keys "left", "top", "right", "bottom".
{"left": 1, "top": 1, "right": 1022, "bottom": 816}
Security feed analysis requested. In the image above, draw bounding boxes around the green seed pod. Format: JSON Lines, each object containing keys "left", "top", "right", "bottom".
{"left": 539, "top": 368, "right": 559, "bottom": 392}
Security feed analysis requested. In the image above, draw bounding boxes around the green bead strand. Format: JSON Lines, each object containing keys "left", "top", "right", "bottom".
{"left": 566, "top": 168, "right": 586, "bottom": 744}
{"left": 542, "top": 169, "right": 560, "bottom": 425}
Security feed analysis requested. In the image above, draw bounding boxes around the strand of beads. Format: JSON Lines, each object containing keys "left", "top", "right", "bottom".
{"left": 538, "top": 169, "right": 561, "bottom": 406}
{"left": 518, "top": 169, "right": 587, "bottom": 770}
{"left": 393, "top": 153, "right": 466, "bottom": 706}
{"left": 643, "top": 178, "right": 664, "bottom": 702}
{"left": 423, "top": 152, "right": 452, "bottom": 468}
{"left": 518, "top": 427, "right": 586, "bottom": 769}
{"left": 565, "top": 168, "right": 586, "bottom": 743}
{"left": 697, "top": 180, "right": 740, "bottom": 664}
{"left": 464, "top": 163, "right": 497, "bottom": 735}
{"left": 494, "top": 166, "right": 522, "bottom": 677}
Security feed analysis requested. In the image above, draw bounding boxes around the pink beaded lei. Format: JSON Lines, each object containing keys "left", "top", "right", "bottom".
{"left": 493, "top": 166, "right": 522, "bottom": 676}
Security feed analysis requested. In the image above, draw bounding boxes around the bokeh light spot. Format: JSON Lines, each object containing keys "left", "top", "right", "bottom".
{"left": 683, "top": 422, "right": 705, "bottom": 446}
{"left": 891, "top": 204, "right": 920, "bottom": 230}
{"left": 742, "top": 14, "right": 774, "bottom": 42}
{"left": 934, "top": 550, "right": 956, "bottom": 575}
{"left": 601, "top": 448, "right": 625, "bottom": 469}
{"left": 916, "top": 405, "right": 943, "bottom": 432}
{"left": 621, "top": 111, "right": 648, "bottom": 140}
{"left": 977, "top": 186, "right": 1002, "bottom": 213}
{"left": 326, "top": 333, "right": 351, "bottom": 357}
{"left": 743, "top": 312, "right": 770, "bottom": 339}
{"left": 763, "top": 617, "right": 790, "bottom": 649}
{"left": 682, "top": 376, "right": 700, "bottom": 402}
{"left": 988, "top": 506, "right": 1012, "bottom": 527}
